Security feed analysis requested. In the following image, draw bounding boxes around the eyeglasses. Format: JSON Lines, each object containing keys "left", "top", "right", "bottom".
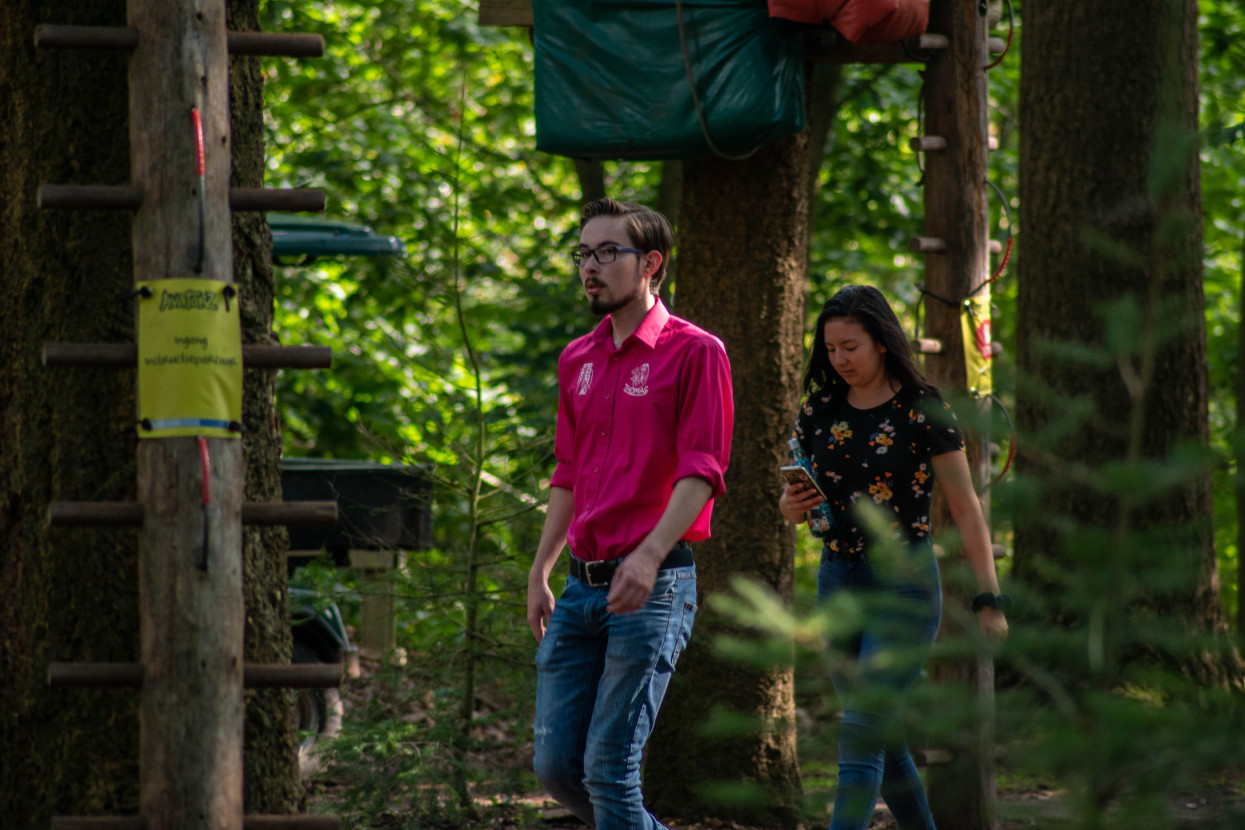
{"left": 570, "top": 245, "right": 644, "bottom": 267}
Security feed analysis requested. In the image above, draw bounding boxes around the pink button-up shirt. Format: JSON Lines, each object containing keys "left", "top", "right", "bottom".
{"left": 549, "top": 301, "right": 734, "bottom": 562}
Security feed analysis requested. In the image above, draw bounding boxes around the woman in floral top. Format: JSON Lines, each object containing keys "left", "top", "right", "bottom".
{"left": 779, "top": 285, "right": 1007, "bottom": 830}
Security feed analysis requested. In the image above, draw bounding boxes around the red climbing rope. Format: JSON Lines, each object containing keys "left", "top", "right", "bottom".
{"left": 198, "top": 436, "right": 211, "bottom": 506}
{"left": 984, "top": 0, "right": 1015, "bottom": 71}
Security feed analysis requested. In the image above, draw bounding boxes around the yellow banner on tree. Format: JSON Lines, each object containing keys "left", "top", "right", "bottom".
{"left": 137, "top": 279, "right": 242, "bottom": 438}
{"left": 961, "top": 291, "right": 993, "bottom": 397}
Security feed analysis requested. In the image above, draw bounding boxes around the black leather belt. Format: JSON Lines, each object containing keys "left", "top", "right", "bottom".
{"left": 568, "top": 541, "right": 694, "bottom": 588}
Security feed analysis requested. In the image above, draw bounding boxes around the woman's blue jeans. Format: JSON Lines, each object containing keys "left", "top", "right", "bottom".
{"left": 818, "top": 547, "right": 942, "bottom": 830}
{"left": 533, "top": 565, "right": 697, "bottom": 830}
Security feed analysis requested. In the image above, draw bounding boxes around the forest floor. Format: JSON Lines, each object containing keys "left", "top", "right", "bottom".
{"left": 304, "top": 654, "right": 1245, "bottom": 830}
{"left": 437, "top": 771, "right": 1245, "bottom": 830}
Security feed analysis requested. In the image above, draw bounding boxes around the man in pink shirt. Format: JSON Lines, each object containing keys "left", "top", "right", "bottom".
{"left": 527, "top": 198, "right": 734, "bottom": 829}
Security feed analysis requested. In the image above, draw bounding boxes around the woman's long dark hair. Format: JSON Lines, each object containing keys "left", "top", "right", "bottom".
{"left": 802, "top": 284, "right": 940, "bottom": 399}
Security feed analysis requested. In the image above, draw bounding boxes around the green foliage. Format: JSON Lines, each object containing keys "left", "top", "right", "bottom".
{"left": 808, "top": 62, "right": 933, "bottom": 309}
{"left": 1200, "top": 0, "right": 1245, "bottom": 625}
{"left": 308, "top": 664, "right": 533, "bottom": 827}
{"left": 263, "top": 0, "right": 587, "bottom": 469}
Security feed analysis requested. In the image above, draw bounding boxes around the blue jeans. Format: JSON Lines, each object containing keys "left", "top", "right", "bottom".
{"left": 818, "top": 547, "right": 942, "bottom": 830}
{"left": 533, "top": 564, "right": 698, "bottom": 830}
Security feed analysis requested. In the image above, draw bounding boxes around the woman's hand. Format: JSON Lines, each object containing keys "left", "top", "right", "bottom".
{"left": 977, "top": 607, "right": 1009, "bottom": 641}
{"left": 779, "top": 481, "right": 825, "bottom": 524}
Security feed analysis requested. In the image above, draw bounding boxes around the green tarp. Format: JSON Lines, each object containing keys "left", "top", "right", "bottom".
{"left": 534, "top": 0, "right": 805, "bottom": 161}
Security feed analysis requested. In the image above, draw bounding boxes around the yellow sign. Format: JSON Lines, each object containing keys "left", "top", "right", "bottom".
{"left": 961, "top": 291, "right": 993, "bottom": 397}
{"left": 137, "top": 279, "right": 242, "bottom": 438}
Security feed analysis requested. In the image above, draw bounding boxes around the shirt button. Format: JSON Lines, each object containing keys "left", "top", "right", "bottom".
{"left": 593, "top": 466, "right": 599, "bottom": 473}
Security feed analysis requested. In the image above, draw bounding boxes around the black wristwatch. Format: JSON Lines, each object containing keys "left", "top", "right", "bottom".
{"left": 971, "top": 592, "right": 1012, "bottom": 613}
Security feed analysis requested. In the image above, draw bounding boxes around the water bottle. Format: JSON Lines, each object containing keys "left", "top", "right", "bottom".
{"left": 788, "top": 438, "right": 833, "bottom": 538}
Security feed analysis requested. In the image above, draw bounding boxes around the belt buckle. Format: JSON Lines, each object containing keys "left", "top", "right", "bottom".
{"left": 584, "top": 560, "right": 612, "bottom": 588}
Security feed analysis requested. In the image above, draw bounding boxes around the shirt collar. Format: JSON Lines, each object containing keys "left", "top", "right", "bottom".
{"left": 589, "top": 299, "right": 670, "bottom": 351}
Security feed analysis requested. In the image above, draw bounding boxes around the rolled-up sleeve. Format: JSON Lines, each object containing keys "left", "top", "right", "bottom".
{"left": 548, "top": 353, "right": 577, "bottom": 491}
{"left": 674, "top": 337, "right": 734, "bottom": 497}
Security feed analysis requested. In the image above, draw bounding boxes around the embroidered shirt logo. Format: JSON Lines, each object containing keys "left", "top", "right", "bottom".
{"left": 576, "top": 363, "right": 594, "bottom": 396}
{"left": 624, "top": 363, "right": 650, "bottom": 397}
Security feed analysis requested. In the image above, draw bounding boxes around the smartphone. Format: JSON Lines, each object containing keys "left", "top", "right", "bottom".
{"left": 780, "top": 465, "right": 827, "bottom": 500}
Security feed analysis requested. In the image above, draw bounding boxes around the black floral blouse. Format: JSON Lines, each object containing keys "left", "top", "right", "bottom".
{"left": 792, "top": 385, "right": 965, "bottom": 558}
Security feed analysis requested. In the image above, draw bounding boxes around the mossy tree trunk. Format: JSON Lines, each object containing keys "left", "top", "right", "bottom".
{"left": 645, "top": 131, "right": 810, "bottom": 829}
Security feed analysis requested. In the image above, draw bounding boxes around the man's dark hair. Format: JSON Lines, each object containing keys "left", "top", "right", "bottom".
{"left": 580, "top": 198, "right": 673, "bottom": 293}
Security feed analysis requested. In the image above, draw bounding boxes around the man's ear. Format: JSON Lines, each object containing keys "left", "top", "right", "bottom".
{"left": 642, "top": 250, "right": 663, "bottom": 279}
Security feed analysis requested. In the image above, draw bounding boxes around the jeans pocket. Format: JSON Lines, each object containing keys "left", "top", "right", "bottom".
{"left": 534, "top": 627, "right": 552, "bottom": 668}
{"left": 669, "top": 599, "right": 697, "bottom": 667}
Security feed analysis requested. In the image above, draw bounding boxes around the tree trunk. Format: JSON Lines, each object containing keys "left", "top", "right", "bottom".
{"left": 918, "top": 1, "right": 996, "bottom": 827}
{"left": 805, "top": 61, "right": 844, "bottom": 241}
{"left": 227, "top": 0, "right": 302, "bottom": 813}
{"left": 644, "top": 131, "right": 809, "bottom": 829}
{"left": 129, "top": 2, "right": 246, "bottom": 824}
{"left": 1016, "top": 0, "right": 1241, "bottom": 683}
{"left": 572, "top": 158, "right": 605, "bottom": 204}
{"left": 0, "top": 0, "right": 298, "bottom": 822}
{"left": 0, "top": 2, "right": 140, "bottom": 824}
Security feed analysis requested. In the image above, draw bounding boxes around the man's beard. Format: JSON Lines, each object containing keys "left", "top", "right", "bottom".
{"left": 589, "top": 267, "right": 646, "bottom": 316}
{"left": 590, "top": 291, "right": 641, "bottom": 316}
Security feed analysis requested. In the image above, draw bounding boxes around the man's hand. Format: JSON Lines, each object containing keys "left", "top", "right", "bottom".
{"left": 527, "top": 572, "right": 556, "bottom": 643}
{"left": 526, "top": 487, "right": 573, "bottom": 643}
{"left": 605, "top": 477, "right": 712, "bottom": 614}
{"left": 606, "top": 547, "right": 663, "bottom": 614}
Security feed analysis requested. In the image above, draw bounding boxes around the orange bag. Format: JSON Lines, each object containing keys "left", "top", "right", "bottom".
{"left": 767, "top": 0, "right": 928, "bottom": 43}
